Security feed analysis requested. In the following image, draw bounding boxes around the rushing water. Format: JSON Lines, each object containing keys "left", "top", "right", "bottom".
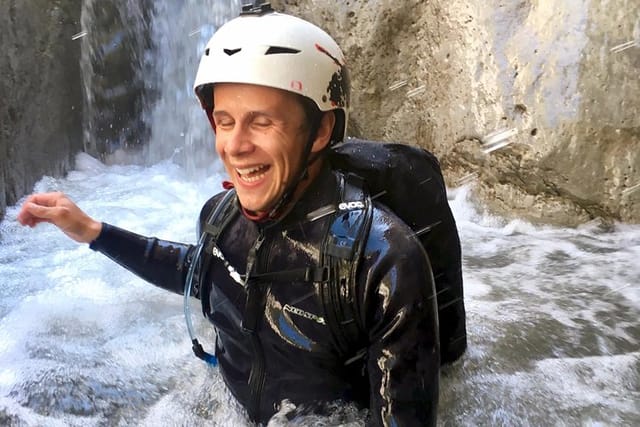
{"left": 1, "top": 0, "right": 638, "bottom": 425}
{"left": 0, "top": 156, "right": 638, "bottom": 426}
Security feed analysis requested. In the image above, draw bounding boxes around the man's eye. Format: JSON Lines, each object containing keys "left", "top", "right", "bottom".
{"left": 252, "top": 121, "right": 271, "bottom": 128}
{"left": 216, "top": 120, "right": 234, "bottom": 129}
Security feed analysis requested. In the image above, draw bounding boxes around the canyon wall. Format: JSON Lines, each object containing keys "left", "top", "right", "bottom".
{"left": 276, "top": 0, "right": 640, "bottom": 225}
{"left": 0, "top": 0, "right": 84, "bottom": 221}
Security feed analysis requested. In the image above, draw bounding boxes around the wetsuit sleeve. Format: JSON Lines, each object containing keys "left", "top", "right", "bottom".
{"left": 89, "top": 223, "right": 195, "bottom": 295}
{"left": 361, "top": 215, "right": 440, "bottom": 426}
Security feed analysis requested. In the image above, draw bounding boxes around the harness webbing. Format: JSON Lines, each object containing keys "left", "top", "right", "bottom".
{"left": 321, "top": 173, "right": 372, "bottom": 362}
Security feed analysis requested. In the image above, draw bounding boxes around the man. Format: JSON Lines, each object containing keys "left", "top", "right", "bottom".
{"left": 19, "top": 4, "right": 448, "bottom": 425}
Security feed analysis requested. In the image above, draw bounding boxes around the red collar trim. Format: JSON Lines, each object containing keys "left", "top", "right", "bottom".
{"left": 221, "top": 180, "right": 271, "bottom": 222}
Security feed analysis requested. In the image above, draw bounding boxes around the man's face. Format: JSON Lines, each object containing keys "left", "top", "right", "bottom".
{"left": 212, "top": 83, "right": 309, "bottom": 213}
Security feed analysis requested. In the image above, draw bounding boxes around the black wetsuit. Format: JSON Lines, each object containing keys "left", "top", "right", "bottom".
{"left": 91, "top": 164, "right": 441, "bottom": 426}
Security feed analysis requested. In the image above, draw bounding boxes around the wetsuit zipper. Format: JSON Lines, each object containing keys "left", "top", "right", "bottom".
{"left": 243, "top": 229, "right": 270, "bottom": 421}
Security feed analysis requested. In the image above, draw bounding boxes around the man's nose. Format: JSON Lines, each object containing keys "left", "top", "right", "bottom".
{"left": 224, "top": 125, "right": 255, "bottom": 156}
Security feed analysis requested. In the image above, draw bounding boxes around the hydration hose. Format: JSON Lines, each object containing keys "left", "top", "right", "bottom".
{"left": 183, "top": 191, "right": 239, "bottom": 367}
{"left": 183, "top": 232, "right": 218, "bottom": 366}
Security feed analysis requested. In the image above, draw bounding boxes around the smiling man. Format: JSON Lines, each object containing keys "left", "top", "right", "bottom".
{"left": 212, "top": 82, "right": 334, "bottom": 216}
{"left": 18, "top": 3, "right": 450, "bottom": 426}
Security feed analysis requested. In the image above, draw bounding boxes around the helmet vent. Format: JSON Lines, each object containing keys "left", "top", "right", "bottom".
{"left": 265, "top": 46, "right": 300, "bottom": 55}
{"left": 223, "top": 48, "right": 242, "bottom": 56}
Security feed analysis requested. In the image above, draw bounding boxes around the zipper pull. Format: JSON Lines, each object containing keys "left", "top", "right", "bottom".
{"left": 244, "top": 231, "right": 265, "bottom": 287}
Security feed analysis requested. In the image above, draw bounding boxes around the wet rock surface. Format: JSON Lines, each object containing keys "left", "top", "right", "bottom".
{"left": 0, "top": 0, "right": 83, "bottom": 221}
{"left": 2, "top": 0, "right": 638, "bottom": 226}
{"left": 275, "top": 0, "right": 640, "bottom": 225}
{"left": 80, "top": 0, "right": 154, "bottom": 159}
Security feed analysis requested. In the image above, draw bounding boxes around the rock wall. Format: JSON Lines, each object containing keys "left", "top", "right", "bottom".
{"left": 2, "top": 0, "right": 637, "bottom": 225}
{"left": 80, "top": 0, "right": 153, "bottom": 159}
{"left": 0, "top": 0, "right": 84, "bottom": 221}
{"left": 275, "top": 0, "right": 640, "bottom": 225}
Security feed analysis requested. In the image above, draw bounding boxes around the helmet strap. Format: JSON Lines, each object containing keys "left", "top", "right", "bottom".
{"left": 262, "top": 134, "right": 318, "bottom": 221}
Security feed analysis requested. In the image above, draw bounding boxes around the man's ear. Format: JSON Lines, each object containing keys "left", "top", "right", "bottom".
{"left": 311, "top": 111, "right": 336, "bottom": 153}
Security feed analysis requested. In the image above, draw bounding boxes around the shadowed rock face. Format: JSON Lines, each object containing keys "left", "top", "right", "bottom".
{"left": 0, "top": 0, "right": 83, "bottom": 221}
{"left": 80, "top": 0, "right": 154, "bottom": 159}
{"left": 274, "top": 0, "right": 640, "bottom": 225}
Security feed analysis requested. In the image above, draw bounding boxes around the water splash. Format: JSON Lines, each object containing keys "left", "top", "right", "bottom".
{"left": 456, "top": 172, "right": 479, "bottom": 187}
{"left": 481, "top": 128, "right": 519, "bottom": 153}
{"left": 622, "top": 182, "right": 640, "bottom": 197}
{"left": 388, "top": 80, "right": 409, "bottom": 91}
{"left": 610, "top": 39, "right": 639, "bottom": 53}
{"left": 71, "top": 31, "right": 87, "bottom": 41}
{"left": 406, "top": 84, "right": 427, "bottom": 98}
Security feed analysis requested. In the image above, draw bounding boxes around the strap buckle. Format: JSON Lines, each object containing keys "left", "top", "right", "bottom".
{"left": 305, "top": 266, "right": 330, "bottom": 282}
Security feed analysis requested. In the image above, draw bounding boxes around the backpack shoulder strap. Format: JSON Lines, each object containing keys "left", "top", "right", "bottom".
{"left": 193, "top": 189, "right": 239, "bottom": 311}
{"left": 321, "top": 172, "right": 373, "bottom": 362}
{"left": 185, "top": 189, "right": 238, "bottom": 365}
{"left": 201, "top": 189, "right": 239, "bottom": 242}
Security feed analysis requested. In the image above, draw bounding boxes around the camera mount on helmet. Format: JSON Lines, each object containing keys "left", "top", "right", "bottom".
{"left": 240, "top": 1, "right": 273, "bottom": 16}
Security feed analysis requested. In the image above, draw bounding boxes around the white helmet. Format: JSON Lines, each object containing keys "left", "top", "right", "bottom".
{"left": 193, "top": 2, "right": 349, "bottom": 143}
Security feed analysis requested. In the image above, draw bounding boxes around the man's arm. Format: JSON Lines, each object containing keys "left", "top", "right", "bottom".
{"left": 18, "top": 192, "right": 195, "bottom": 296}
{"left": 89, "top": 223, "right": 193, "bottom": 295}
{"left": 361, "top": 213, "right": 440, "bottom": 426}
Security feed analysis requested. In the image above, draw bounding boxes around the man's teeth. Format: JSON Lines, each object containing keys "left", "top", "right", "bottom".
{"left": 236, "top": 165, "right": 268, "bottom": 182}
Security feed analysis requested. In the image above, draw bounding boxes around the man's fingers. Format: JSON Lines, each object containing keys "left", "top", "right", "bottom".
{"left": 27, "top": 192, "right": 65, "bottom": 208}
{"left": 17, "top": 203, "right": 37, "bottom": 225}
{"left": 18, "top": 193, "right": 68, "bottom": 226}
{"left": 25, "top": 202, "right": 48, "bottom": 219}
{"left": 25, "top": 217, "right": 52, "bottom": 228}
{"left": 21, "top": 202, "right": 64, "bottom": 222}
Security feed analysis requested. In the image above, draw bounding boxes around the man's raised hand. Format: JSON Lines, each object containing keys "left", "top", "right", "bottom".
{"left": 17, "top": 192, "right": 102, "bottom": 243}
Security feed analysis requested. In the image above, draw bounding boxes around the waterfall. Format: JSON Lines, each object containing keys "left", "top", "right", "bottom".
{"left": 80, "top": 0, "right": 152, "bottom": 159}
{"left": 80, "top": 0, "right": 240, "bottom": 176}
{"left": 143, "top": 0, "right": 241, "bottom": 174}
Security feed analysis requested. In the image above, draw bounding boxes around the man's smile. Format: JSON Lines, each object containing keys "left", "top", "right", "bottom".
{"left": 236, "top": 164, "right": 271, "bottom": 183}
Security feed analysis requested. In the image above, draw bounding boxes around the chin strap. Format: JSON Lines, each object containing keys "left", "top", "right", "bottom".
{"left": 262, "top": 136, "right": 317, "bottom": 221}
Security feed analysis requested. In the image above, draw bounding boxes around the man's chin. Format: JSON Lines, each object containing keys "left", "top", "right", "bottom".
{"left": 237, "top": 197, "right": 269, "bottom": 215}
{"left": 236, "top": 188, "right": 287, "bottom": 216}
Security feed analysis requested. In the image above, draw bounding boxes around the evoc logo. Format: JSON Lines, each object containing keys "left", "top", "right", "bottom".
{"left": 338, "top": 201, "right": 364, "bottom": 211}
